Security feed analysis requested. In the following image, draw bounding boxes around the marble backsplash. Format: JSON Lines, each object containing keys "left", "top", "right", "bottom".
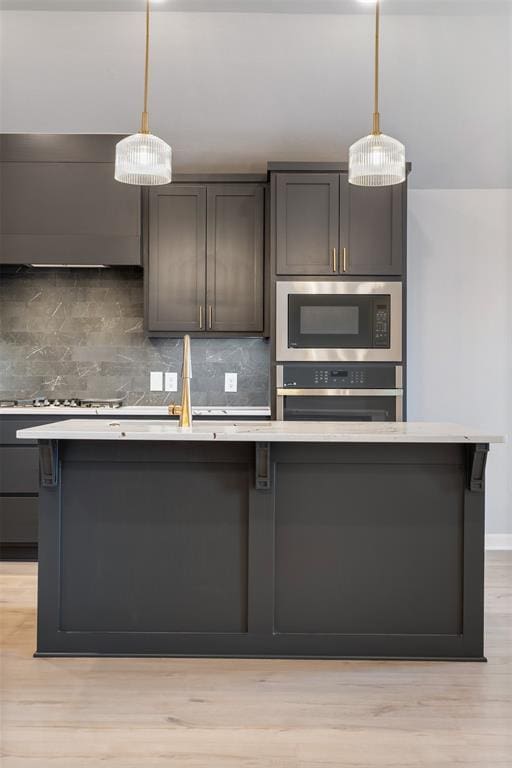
{"left": 0, "top": 266, "right": 270, "bottom": 406}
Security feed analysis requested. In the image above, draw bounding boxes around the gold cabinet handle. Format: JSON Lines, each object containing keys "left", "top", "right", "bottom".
{"left": 199, "top": 305, "right": 204, "bottom": 329}
{"left": 343, "top": 247, "right": 348, "bottom": 273}
{"left": 208, "top": 305, "right": 213, "bottom": 329}
{"left": 332, "top": 247, "right": 337, "bottom": 273}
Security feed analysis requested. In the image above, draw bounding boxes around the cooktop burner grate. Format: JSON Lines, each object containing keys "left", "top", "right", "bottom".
{"left": 0, "top": 398, "right": 124, "bottom": 409}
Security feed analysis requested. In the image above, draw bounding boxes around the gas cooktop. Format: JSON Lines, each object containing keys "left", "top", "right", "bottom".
{"left": 0, "top": 398, "right": 124, "bottom": 409}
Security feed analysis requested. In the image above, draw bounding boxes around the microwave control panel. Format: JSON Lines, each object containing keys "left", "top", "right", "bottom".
{"left": 281, "top": 364, "right": 400, "bottom": 389}
{"left": 374, "top": 301, "right": 390, "bottom": 347}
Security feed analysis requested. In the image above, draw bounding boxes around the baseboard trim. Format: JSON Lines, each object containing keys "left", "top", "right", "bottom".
{"left": 486, "top": 534, "right": 512, "bottom": 551}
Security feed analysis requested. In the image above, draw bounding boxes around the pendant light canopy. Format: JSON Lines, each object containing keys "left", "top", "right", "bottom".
{"left": 349, "top": 1, "right": 405, "bottom": 187}
{"left": 115, "top": 0, "right": 172, "bottom": 186}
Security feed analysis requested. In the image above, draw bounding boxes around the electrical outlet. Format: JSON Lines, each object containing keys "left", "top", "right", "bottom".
{"left": 225, "top": 372, "right": 237, "bottom": 393}
{"left": 165, "top": 372, "right": 178, "bottom": 392}
{"left": 150, "top": 371, "right": 163, "bottom": 392}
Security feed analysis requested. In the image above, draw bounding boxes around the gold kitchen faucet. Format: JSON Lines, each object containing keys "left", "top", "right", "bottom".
{"left": 168, "top": 334, "right": 192, "bottom": 428}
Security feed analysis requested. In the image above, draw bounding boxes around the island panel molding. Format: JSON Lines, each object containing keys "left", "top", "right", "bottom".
{"left": 20, "top": 422, "right": 502, "bottom": 659}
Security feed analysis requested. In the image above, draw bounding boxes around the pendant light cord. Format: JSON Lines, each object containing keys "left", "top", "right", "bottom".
{"left": 141, "top": 0, "right": 150, "bottom": 134}
{"left": 372, "top": 0, "right": 381, "bottom": 135}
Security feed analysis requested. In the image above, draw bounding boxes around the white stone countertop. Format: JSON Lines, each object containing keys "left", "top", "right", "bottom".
{"left": 1, "top": 405, "right": 270, "bottom": 417}
{"left": 16, "top": 420, "right": 505, "bottom": 444}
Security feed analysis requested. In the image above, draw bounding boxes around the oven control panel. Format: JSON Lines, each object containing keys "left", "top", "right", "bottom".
{"left": 280, "top": 364, "right": 400, "bottom": 389}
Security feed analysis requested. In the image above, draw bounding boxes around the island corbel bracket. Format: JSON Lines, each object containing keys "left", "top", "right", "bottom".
{"left": 255, "top": 442, "right": 271, "bottom": 490}
{"left": 39, "top": 439, "right": 59, "bottom": 487}
{"left": 467, "top": 443, "right": 489, "bottom": 493}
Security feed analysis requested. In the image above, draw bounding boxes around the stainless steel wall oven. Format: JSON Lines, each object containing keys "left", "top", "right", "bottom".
{"left": 276, "top": 364, "right": 403, "bottom": 422}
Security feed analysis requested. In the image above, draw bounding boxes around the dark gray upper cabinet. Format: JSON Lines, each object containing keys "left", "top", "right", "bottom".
{"left": 275, "top": 173, "right": 339, "bottom": 275}
{"left": 340, "top": 176, "right": 404, "bottom": 276}
{"left": 0, "top": 134, "right": 141, "bottom": 265}
{"left": 147, "top": 182, "right": 265, "bottom": 336}
{"left": 148, "top": 186, "right": 207, "bottom": 333}
{"left": 273, "top": 169, "right": 405, "bottom": 276}
{"left": 206, "top": 185, "right": 264, "bottom": 333}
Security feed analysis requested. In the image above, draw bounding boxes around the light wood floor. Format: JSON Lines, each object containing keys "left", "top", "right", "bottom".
{"left": 1, "top": 554, "right": 511, "bottom": 767}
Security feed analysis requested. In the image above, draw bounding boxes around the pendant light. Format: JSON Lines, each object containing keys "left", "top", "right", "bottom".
{"left": 115, "top": 0, "right": 172, "bottom": 186}
{"left": 349, "top": 0, "right": 405, "bottom": 187}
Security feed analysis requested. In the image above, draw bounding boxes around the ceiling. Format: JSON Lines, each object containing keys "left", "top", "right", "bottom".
{"left": 0, "top": 1, "right": 511, "bottom": 14}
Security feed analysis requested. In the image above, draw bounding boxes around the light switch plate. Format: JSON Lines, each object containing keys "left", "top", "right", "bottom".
{"left": 225, "top": 372, "right": 238, "bottom": 392}
{"left": 165, "top": 372, "right": 178, "bottom": 392}
{"left": 150, "top": 371, "right": 163, "bottom": 392}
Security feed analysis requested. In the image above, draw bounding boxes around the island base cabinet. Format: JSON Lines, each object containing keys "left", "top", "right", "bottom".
{"left": 36, "top": 441, "right": 486, "bottom": 660}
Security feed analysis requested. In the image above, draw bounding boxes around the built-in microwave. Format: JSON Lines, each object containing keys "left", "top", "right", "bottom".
{"left": 275, "top": 281, "right": 402, "bottom": 362}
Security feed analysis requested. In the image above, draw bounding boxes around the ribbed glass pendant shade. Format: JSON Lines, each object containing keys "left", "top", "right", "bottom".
{"left": 349, "top": 133, "right": 405, "bottom": 187}
{"left": 115, "top": 132, "right": 172, "bottom": 186}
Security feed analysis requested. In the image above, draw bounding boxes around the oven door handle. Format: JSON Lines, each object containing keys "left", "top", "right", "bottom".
{"left": 276, "top": 388, "right": 403, "bottom": 397}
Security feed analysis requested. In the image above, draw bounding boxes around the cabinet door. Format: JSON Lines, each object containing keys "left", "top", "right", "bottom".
{"left": 147, "top": 187, "right": 206, "bottom": 333}
{"left": 206, "top": 185, "right": 264, "bottom": 333}
{"left": 341, "top": 177, "right": 404, "bottom": 275}
{"left": 0, "top": 498, "right": 38, "bottom": 545}
{"left": 275, "top": 173, "right": 339, "bottom": 275}
{"left": 0, "top": 135, "right": 141, "bottom": 265}
{"left": 0, "top": 448, "right": 39, "bottom": 493}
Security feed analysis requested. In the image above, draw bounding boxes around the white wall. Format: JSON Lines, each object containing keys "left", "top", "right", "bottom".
{"left": 0, "top": 9, "right": 511, "bottom": 535}
{"left": 408, "top": 190, "right": 512, "bottom": 536}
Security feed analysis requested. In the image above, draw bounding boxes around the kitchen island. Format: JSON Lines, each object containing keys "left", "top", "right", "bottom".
{"left": 17, "top": 420, "right": 503, "bottom": 660}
